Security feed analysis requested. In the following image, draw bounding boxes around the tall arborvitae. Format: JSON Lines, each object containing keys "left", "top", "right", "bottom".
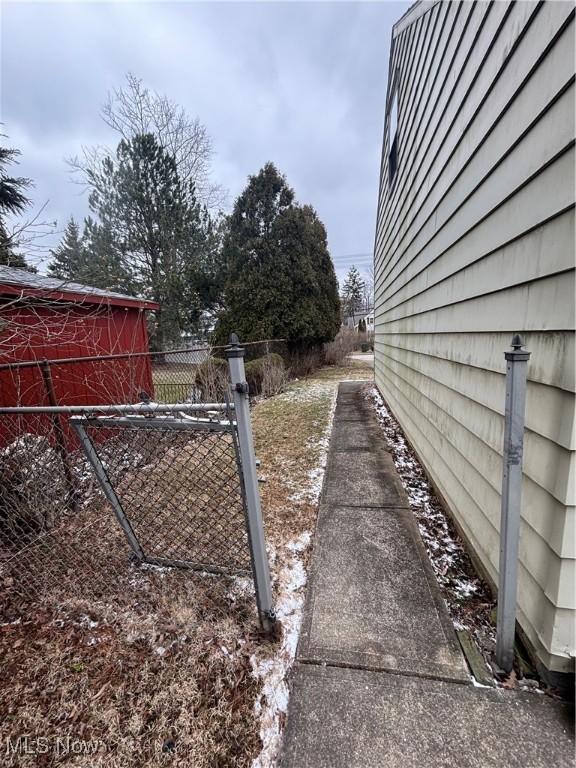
{"left": 215, "top": 163, "right": 340, "bottom": 351}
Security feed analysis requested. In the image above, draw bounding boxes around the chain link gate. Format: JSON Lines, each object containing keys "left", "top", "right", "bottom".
{"left": 70, "top": 407, "right": 250, "bottom": 575}
{"left": 0, "top": 336, "right": 275, "bottom": 632}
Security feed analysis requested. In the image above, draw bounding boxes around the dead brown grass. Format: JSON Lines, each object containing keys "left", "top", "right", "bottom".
{"left": 0, "top": 361, "right": 372, "bottom": 767}
{"left": 1, "top": 575, "right": 263, "bottom": 767}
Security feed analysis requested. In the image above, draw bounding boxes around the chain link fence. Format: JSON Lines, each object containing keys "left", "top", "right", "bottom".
{"left": 0, "top": 405, "right": 240, "bottom": 600}
{"left": 0, "top": 339, "right": 287, "bottom": 415}
{"left": 75, "top": 411, "right": 251, "bottom": 574}
{"left": 0, "top": 338, "right": 276, "bottom": 630}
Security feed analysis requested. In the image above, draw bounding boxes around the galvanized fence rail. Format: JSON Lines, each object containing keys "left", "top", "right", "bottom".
{"left": 0, "top": 337, "right": 275, "bottom": 631}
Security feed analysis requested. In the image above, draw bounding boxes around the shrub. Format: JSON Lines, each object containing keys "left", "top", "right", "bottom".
{"left": 260, "top": 354, "right": 288, "bottom": 398}
{"left": 354, "top": 331, "right": 367, "bottom": 351}
{"left": 287, "top": 349, "right": 323, "bottom": 378}
{"left": 323, "top": 329, "right": 357, "bottom": 366}
{"left": 245, "top": 353, "right": 286, "bottom": 396}
{"left": 194, "top": 356, "right": 228, "bottom": 402}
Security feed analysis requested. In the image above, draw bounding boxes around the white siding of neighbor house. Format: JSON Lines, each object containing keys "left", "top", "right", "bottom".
{"left": 374, "top": 0, "right": 575, "bottom": 673}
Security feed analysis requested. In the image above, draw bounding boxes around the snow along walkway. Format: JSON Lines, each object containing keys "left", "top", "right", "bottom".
{"left": 280, "top": 382, "right": 574, "bottom": 768}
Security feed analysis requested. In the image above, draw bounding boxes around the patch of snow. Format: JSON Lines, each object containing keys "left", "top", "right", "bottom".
{"left": 139, "top": 562, "right": 173, "bottom": 576}
{"left": 250, "top": 385, "right": 338, "bottom": 768}
{"left": 286, "top": 532, "right": 311, "bottom": 554}
{"left": 78, "top": 614, "right": 99, "bottom": 629}
{"left": 229, "top": 576, "right": 254, "bottom": 602}
{"left": 249, "top": 539, "right": 308, "bottom": 768}
{"left": 276, "top": 383, "right": 334, "bottom": 405}
{"left": 364, "top": 385, "right": 484, "bottom": 608}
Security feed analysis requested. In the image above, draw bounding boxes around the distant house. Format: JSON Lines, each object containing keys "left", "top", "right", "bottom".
{"left": 356, "top": 307, "right": 374, "bottom": 335}
{"left": 342, "top": 305, "right": 374, "bottom": 333}
{"left": 374, "top": 1, "right": 574, "bottom": 684}
{"left": 0, "top": 266, "right": 159, "bottom": 415}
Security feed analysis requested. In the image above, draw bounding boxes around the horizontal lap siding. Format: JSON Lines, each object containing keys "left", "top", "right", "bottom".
{"left": 374, "top": 0, "right": 576, "bottom": 672}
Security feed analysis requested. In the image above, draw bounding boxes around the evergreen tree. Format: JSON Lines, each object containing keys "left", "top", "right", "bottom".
{"left": 341, "top": 265, "right": 366, "bottom": 322}
{"left": 215, "top": 163, "right": 340, "bottom": 351}
{"left": 87, "top": 133, "right": 213, "bottom": 349}
{"left": 48, "top": 218, "right": 85, "bottom": 281}
{"left": 82, "top": 217, "right": 133, "bottom": 293}
{"left": 0, "top": 142, "right": 35, "bottom": 271}
{"left": 0, "top": 228, "right": 31, "bottom": 270}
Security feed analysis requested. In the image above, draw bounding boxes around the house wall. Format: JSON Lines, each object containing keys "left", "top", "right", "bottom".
{"left": 374, "top": 0, "right": 575, "bottom": 674}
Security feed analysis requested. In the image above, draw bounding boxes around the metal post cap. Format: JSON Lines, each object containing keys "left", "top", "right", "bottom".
{"left": 505, "top": 334, "right": 530, "bottom": 361}
{"left": 510, "top": 334, "right": 524, "bottom": 350}
{"left": 225, "top": 332, "right": 245, "bottom": 358}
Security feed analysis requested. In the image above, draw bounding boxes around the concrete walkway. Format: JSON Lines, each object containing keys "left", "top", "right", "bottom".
{"left": 348, "top": 352, "right": 374, "bottom": 365}
{"left": 280, "top": 382, "right": 574, "bottom": 768}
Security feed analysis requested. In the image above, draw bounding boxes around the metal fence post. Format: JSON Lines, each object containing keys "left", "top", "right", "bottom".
{"left": 40, "top": 360, "right": 77, "bottom": 513}
{"left": 496, "top": 334, "right": 531, "bottom": 672}
{"left": 225, "top": 333, "right": 275, "bottom": 633}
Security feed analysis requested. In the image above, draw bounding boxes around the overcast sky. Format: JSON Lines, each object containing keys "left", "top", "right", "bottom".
{"left": 1, "top": 0, "right": 407, "bottom": 284}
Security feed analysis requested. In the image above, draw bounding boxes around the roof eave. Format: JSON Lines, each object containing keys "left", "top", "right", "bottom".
{"left": 0, "top": 283, "right": 159, "bottom": 310}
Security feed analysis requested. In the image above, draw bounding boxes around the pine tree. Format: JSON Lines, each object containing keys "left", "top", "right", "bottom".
{"left": 214, "top": 163, "right": 340, "bottom": 351}
{"left": 87, "top": 133, "right": 214, "bottom": 349}
{"left": 48, "top": 218, "right": 85, "bottom": 281}
{"left": 0, "top": 142, "right": 35, "bottom": 271}
{"left": 82, "top": 217, "right": 133, "bottom": 293}
{"left": 341, "top": 265, "right": 366, "bottom": 322}
{"left": 0, "top": 226, "right": 31, "bottom": 270}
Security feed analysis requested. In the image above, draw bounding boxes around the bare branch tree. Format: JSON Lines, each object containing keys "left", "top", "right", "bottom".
{"left": 68, "top": 74, "right": 227, "bottom": 210}
{"left": 4, "top": 201, "right": 58, "bottom": 266}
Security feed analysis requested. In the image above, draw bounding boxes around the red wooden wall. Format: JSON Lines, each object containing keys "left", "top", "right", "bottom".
{"left": 0, "top": 298, "right": 156, "bottom": 449}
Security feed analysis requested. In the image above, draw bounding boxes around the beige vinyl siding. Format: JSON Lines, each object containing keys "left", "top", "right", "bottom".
{"left": 374, "top": 0, "right": 575, "bottom": 673}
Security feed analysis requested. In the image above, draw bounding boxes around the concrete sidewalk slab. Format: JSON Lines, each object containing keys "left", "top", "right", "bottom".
{"left": 298, "top": 505, "right": 468, "bottom": 682}
{"left": 281, "top": 381, "right": 574, "bottom": 767}
{"left": 281, "top": 665, "right": 574, "bottom": 768}
{"left": 322, "top": 452, "right": 406, "bottom": 508}
{"left": 332, "top": 402, "right": 366, "bottom": 422}
{"left": 338, "top": 381, "right": 369, "bottom": 394}
{"left": 331, "top": 421, "right": 374, "bottom": 451}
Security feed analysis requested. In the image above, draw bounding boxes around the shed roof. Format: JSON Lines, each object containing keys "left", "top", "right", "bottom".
{"left": 0, "top": 266, "right": 159, "bottom": 310}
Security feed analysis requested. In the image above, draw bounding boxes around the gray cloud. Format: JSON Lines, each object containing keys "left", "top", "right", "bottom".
{"left": 1, "top": 0, "right": 407, "bottom": 282}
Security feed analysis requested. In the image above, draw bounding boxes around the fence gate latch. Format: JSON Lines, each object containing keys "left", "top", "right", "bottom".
{"left": 235, "top": 382, "right": 249, "bottom": 395}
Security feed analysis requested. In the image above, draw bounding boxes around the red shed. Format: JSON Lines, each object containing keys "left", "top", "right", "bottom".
{"left": 0, "top": 266, "right": 159, "bottom": 411}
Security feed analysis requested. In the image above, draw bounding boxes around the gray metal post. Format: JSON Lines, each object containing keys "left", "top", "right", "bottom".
{"left": 70, "top": 418, "right": 145, "bottom": 562}
{"left": 225, "top": 334, "right": 275, "bottom": 633}
{"left": 496, "top": 334, "right": 531, "bottom": 672}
